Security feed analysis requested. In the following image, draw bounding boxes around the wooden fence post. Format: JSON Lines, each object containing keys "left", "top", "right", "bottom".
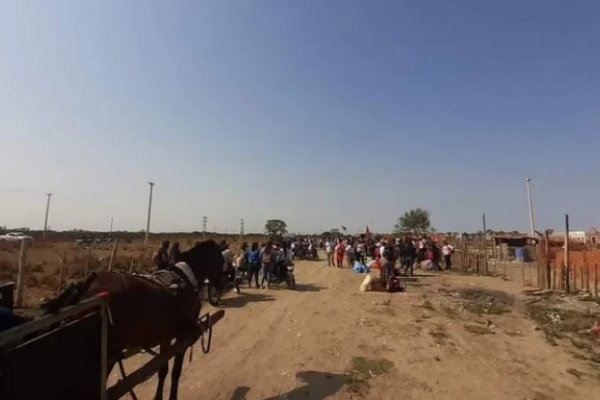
{"left": 84, "top": 246, "right": 92, "bottom": 277}
{"left": 462, "top": 240, "right": 467, "bottom": 271}
{"left": 586, "top": 264, "right": 590, "bottom": 292}
{"left": 14, "top": 239, "right": 31, "bottom": 308}
{"left": 581, "top": 251, "right": 586, "bottom": 291}
{"left": 573, "top": 261, "right": 578, "bottom": 292}
{"left": 536, "top": 240, "right": 542, "bottom": 288}
{"left": 551, "top": 261, "right": 556, "bottom": 290}
{"left": 108, "top": 238, "right": 119, "bottom": 272}
{"left": 57, "top": 251, "right": 66, "bottom": 296}
{"left": 564, "top": 214, "right": 570, "bottom": 293}
{"left": 545, "top": 231, "right": 551, "bottom": 290}
{"left": 594, "top": 263, "right": 599, "bottom": 299}
{"left": 128, "top": 257, "right": 136, "bottom": 274}
{"left": 521, "top": 261, "right": 525, "bottom": 285}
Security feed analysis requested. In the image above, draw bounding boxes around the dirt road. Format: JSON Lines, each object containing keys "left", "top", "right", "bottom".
{"left": 126, "top": 257, "right": 599, "bottom": 400}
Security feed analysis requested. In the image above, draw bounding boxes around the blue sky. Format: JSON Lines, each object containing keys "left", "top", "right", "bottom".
{"left": 1, "top": 0, "right": 599, "bottom": 233}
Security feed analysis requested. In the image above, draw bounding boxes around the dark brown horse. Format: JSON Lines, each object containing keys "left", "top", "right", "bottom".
{"left": 85, "top": 240, "right": 224, "bottom": 400}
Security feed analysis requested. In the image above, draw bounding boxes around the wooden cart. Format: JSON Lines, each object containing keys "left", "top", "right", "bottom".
{"left": 0, "top": 294, "right": 224, "bottom": 400}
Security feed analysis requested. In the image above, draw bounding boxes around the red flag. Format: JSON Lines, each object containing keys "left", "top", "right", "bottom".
{"left": 365, "top": 225, "right": 371, "bottom": 241}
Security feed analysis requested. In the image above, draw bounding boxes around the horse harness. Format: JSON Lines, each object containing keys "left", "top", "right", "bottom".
{"left": 138, "top": 262, "right": 199, "bottom": 296}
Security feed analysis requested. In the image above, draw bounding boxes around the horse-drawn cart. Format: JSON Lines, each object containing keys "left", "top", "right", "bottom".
{"left": 0, "top": 294, "right": 224, "bottom": 400}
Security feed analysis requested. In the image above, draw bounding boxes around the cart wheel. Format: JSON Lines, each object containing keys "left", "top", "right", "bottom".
{"left": 288, "top": 273, "right": 296, "bottom": 290}
{"left": 208, "top": 284, "right": 221, "bottom": 306}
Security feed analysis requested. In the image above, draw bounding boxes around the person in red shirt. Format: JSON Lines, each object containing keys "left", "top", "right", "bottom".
{"left": 335, "top": 242, "right": 345, "bottom": 268}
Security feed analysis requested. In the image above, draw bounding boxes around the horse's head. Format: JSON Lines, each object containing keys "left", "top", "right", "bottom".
{"left": 180, "top": 240, "right": 224, "bottom": 287}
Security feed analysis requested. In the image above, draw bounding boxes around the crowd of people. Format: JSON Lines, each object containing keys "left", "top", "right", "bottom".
{"left": 152, "top": 235, "right": 455, "bottom": 293}
{"left": 236, "top": 241, "right": 293, "bottom": 289}
{"left": 153, "top": 239, "right": 296, "bottom": 290}
{"left": 323, "top": 236, "right": 455, "bottom": 278}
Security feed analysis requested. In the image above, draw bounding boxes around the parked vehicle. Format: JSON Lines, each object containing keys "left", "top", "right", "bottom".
{"left": 272, "top": 260, "right": 296, "bottom": 289}
{"left": 0, "top": 232, "right": 32, "bottom": 241}
{"left": 205, "top": 267, "right": 240, "bottom": 306}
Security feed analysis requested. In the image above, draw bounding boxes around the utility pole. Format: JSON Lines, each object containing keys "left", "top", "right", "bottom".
{"left": 482, "top": 213, "right": 488, "bottom": 273}
{"left": 482, "top": 213, "right": 487, "bottom": 238}
{"left": 202, "top": 216, "right": 207, "bottom": 240}
{"left": 110, "top": 217, "right": 114, "bottom": 234}
{"left": 525, "top": 178, "right": 536, "bottom": 236}
{"left": 565, "top": 214, "right": 570, "bottom": 293}
{"left": 239, "top": 218, "right": 244, "bottom": 251}
{"left": 43, "top": 193, "right": 52, "bottom": 239}
{"left": 144, "top": 182, "right": 155, "bottom": 246}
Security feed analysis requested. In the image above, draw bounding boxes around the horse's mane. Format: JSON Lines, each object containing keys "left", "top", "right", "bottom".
{"left": 181, "top": 239, "right": 220, "bottom": 261}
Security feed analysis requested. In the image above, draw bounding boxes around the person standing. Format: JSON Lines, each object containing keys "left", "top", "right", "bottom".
{"left": 275, "top": 244, "right": 290, "bottom": 281}
{"left": 290, "top": 240, "right": 297, "bottom": 260}
{"left": 237, "top": 242, "right": 249, "bottom": 272}
{"left": 380, "top": 244, "right": 394, "bottom": 286}
{"left": 153, "top": 240, "right": 170, "bottom": 270}
{"left": 401, "top": 238, "right": 416, "bottom": 276}
{"left": 335, "top": 241, "right": 345, "bottom": 268}
{"left": 356, "top": 241, "right": 365, "bottom": 264}
{"left": 168, "top": 242, "right": 182, "bottom": 265}
{"left": 220, "top": 241, "right": 233, "bottom": 272}
{"left": 442, "top": 241, "right": 454, "bottom": 270}
{"left": 346, "top": 242, "right": 356, "bottom": 268}
{"left": 325, "top": 240, "right": 334, "bottom": 266}
{"left": 260, "top": 242, "right": 274, "bottom": 289}
{"left": 247, "top": 242, "right": 261, "bottom": 288}
{"left": 426, "top": 241, "right": 441, "bottom": 271}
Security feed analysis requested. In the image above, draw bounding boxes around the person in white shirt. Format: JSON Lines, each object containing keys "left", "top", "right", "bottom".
{"left": 345, "top": 243, "right": 356, "bottom": 268}
{"left": 221, "top": 244, "right": 233, "bottom": 272}
{"left": 325, "top": 240, "right": 333, "bottom": 266}
{"left": 442, "top": 241, "right": 454, "bottom": 270}
{"left": 356, "top": 242, "right": 365, "bottom": 264}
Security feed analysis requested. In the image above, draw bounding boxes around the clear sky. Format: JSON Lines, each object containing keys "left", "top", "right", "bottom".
{"left": 1, "top": 0, "right": 599, "bottom": 234}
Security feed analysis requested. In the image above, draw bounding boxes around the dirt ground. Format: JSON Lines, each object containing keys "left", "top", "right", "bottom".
{"left": 115, "top": 255, "right": 600, "bottom": 400}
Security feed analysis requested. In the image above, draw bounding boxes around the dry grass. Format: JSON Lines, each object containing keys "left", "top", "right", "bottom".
{"left": 421, "top": 299, "right": 436, "bottom": 311}
{"left": 344, "top": 357, "right": 395, "bottom": 395}
{"left": 527, "top": 303, "right": 598, "bottom": 340}
{"left": 463, "top": 324, "right": 496, "bottom": 335}
{"left": 428, "top": 324, "right": 449, "bottom": 344}
{"left": 441, "top": 304, "right": 460, "bottom": 318}
{"left": 566, "top": 368, "right": 585, "bottom": 379}
{"left": 527, "top": 300, "right": 600, "bottom": 363}
{"left": 458, "top": 288, "right": 513, "bottom": 315}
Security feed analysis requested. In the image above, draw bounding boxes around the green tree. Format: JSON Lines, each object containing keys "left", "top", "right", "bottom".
{"left": 264, "top": 219, "right": 288, "bottom": 241}
{"left": 394, "top": 208, "right": 434, "bottom": 235}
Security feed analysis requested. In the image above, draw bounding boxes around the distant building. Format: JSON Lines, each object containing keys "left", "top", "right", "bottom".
{"left": 550, "top": 229, "right": 600, "bottom": 245}
{"left": 585, "top": 229, "right": 600, "bottom": 246}
{"left": 491, "top": 232, "right": 537, "bottom": 261}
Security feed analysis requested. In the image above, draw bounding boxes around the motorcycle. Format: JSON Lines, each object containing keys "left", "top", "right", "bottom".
{"left": 271, "top": 261, "right": 296, "bottom": 290}
{"left": 205, "top": 267, "right": 240, "bottom": 306}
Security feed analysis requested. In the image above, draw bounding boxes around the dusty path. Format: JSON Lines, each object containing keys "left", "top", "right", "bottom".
{"left": 127, "top": 257, "right": 598, "bottom": 400}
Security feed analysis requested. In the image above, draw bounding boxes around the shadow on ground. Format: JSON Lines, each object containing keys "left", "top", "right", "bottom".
{"left": 219, "top": 292, "right": 275, "bottom": 308}
{"left": 263, "top": 283, "right": 325, "bottom": 292}
{"left": 294, "top": 284, "right": 325, "bottom": 292}
{"left": 230, "top": 386, "right": 251, "bottom": 400}
{"left": 229, "top": 371, "right": 345, "bottom": 400}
